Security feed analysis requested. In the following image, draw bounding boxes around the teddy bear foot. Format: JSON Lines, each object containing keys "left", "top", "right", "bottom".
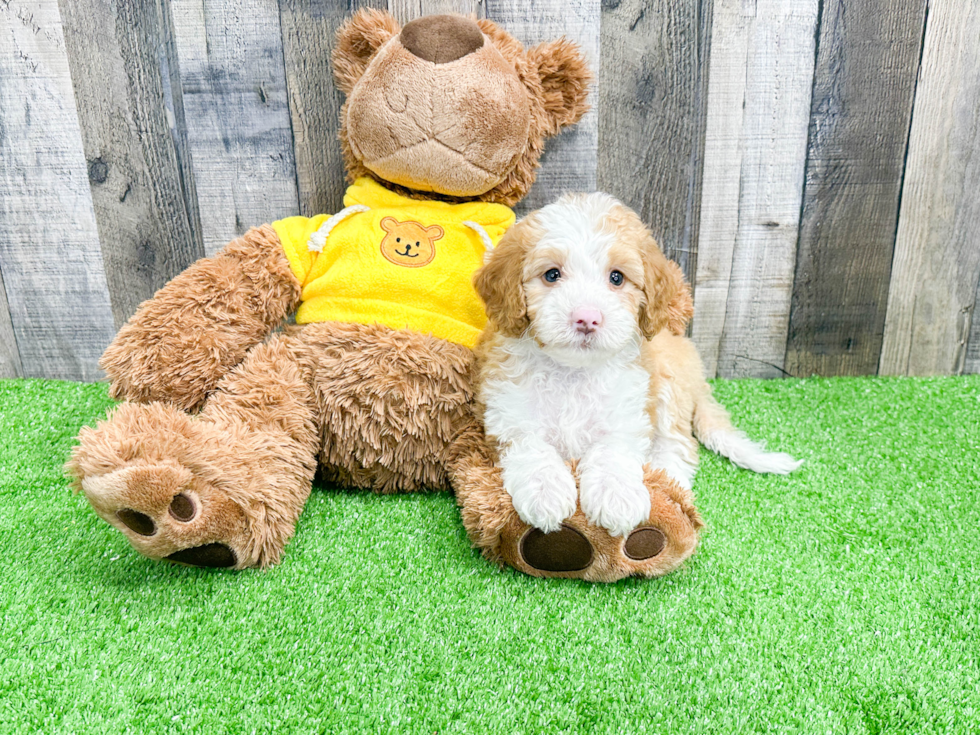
{"left": 493, "top": 468, "right": 703, "bottom": 582}
{"left": 81, "top": 461, "right": 251, "bottom": 569}
{"left": 65, "top": 401, "right": 312, "bottom": 570}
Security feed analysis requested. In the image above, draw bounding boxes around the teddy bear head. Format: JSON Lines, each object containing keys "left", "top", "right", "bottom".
{"left": 332, "top": 10, "right": 591, "bottom": 207}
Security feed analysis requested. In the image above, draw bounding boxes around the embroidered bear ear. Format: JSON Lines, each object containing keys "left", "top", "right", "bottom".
{"left": 425, "top": 224, "right": 445, "bottom": 242}
{"left": 332, "top": 9, "right": 400, "bottom": 95}
{"left": 380, "top": 216, "right": 399, "bottom": 233}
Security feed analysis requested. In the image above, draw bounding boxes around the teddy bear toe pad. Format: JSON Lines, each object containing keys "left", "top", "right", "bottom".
{"left": 624, "top": 527, "right": 667, "bottom": 560}
{"left": 80, "top": 461, "right": 248, "bottom": 569}
{"left": 166, "top": 543, "right": 237, "bottom": 568}
{"left": 519, "top": 524, "right": 594, "bottom": 573}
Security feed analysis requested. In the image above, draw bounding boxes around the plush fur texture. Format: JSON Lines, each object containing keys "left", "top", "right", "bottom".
{"left": 470, "top": 194, "right": 802, "bottom": 578}
{"left": 68, "top": 10, "right": 608, "bottom": 575}
{"left": 99, "top": 225, "right": 301, "bottom": 412}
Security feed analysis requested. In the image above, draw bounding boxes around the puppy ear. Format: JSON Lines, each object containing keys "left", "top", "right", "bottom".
{"left": 473, "top": 223, "right": 533, "bottom": 338}
{"left": 662, "top": 260, "right": 694, "bottom": 336}
{"left": 525, "top": 38, "right": 591, "bottom": 136}
{"left": 638, "top": 234, "right": 693, "bottom": 339}
{"left": 332, "top": 9, "right": 400, "bottom": 95}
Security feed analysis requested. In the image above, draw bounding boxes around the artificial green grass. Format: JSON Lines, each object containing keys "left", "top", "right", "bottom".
{"left": 1, "top": 376, "right": 978, "bottom": 733}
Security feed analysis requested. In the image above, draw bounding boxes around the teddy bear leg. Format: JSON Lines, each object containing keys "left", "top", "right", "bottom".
{"left": 448, "top": 421, "right": 703, "bottom": 581}
{"left": 68, "top": 335, "right": 320, "bottom": 569}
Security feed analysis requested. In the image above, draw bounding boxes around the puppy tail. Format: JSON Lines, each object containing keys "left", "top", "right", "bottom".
{"left": 692, "top": 391, "right": 803, "bottom": 475}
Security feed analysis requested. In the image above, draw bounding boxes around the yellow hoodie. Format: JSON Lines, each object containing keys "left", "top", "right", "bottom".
{"left": 272, "top": 178, "right": 515, "bottom": 349}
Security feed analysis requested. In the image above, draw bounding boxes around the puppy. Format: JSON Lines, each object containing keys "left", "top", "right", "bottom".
{"left": 473, "top": 193, "right": 801, "bottom": 538}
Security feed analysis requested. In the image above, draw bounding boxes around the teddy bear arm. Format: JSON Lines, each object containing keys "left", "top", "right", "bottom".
{"left": 99, "top": 224, "right": 302, "bottom": 412}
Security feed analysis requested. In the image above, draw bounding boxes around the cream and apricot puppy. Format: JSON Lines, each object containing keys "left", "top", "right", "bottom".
{"left": 473, "top": 193, "right": 801, "bottom": 538}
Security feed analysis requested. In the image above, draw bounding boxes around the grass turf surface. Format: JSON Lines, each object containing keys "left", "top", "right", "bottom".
{"left": 1, "top": 376, "right": 978, "bottom": 733}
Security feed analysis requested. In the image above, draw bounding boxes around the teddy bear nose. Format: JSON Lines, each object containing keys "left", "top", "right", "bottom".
{"left": 400, "top": 14, "right": 485, "bottom": 64}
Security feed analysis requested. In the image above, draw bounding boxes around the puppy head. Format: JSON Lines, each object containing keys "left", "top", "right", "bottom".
{"left": 474, "top": 194, "right": 692, "bottom": 366}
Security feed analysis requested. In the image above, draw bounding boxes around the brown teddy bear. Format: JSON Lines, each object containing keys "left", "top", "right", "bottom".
{"left": 67, "top": 9, "right": 702, "bottom": 580}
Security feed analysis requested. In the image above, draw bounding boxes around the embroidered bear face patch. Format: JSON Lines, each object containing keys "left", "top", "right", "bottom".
{"left": 379, "top": 216, "right": 444, "bottom": 268}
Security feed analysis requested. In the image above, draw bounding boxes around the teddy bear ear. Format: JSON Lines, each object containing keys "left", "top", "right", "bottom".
{"left": 332, "top": 8, "right": 401, "bottom": 95}
{"left": 525, "top": 38, "right": 592, "bottom": 137}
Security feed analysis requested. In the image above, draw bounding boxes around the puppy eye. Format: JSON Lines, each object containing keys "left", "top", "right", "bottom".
{"left": 610, "top": 270, "right": 625, "bottom": 286}
{"left": 543, "top": 268, "right": 561, "bottom": 283}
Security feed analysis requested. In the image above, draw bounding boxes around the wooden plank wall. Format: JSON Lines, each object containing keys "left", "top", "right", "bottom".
{"left": 1, "top": 0, "right": 977, "bottom": 381}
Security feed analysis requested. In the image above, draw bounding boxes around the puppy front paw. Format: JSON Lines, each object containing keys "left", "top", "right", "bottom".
{"left": 579, "top": 451, "right": 650, "bottom": 537}
{"left": 502, "top": 457, "right": 578, "bottom": 534}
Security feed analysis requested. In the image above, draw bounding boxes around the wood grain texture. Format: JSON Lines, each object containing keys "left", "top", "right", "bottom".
{"left": 59, "top": 0, "right": 205, "bottom": 328}
{"left": 784, "top": 0, "right": 927, "bottom": 378}
{"left": 597, "top": 0, "right": 712, "bottom": 285}
{"left": 691, "top": 0, "right": 818, "bottom": 379}
{"left": 171, "top": 0, "right": 299, "bottom": 254}
{"left": 880, "top": 0, "right": 980, "bottom": 376}
{"left": 0, "top": 267, "right": 22, "bottom": 378}
{"left": 485, "top": 0, "right": 599, "bottom": 215}
{"left": 278, "top": 0, "right": 385, "bottom": 218}
{"left": 389, "top": 0, "right": 484, "bottom": 25}
{"left": 967, "top": 276, "right": 980, "bottom": 373}
{"left": 0, "top": 0, "right": 116, "bottom": 381}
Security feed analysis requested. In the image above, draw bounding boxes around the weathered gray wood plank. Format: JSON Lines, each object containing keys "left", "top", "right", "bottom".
{"left": 0, "top": 266, "right": 22, "bottom": 379}
{"left": 596, "top": 0, "right": 712, "bottom": 285}
{"left": 967, "top": 276, "right": 980, "bottom": 373}
{"left": 170, "top": 0, "right": 299, "bottom": 254}
{"left": 691, "top": 0, "right": 818, "bottom": 379}
{"left": 0, "top": 0, "right": 116, "bottom": 381}
{"left": 485, "top": 0, "right": 600, "bottom": 215}
{"left": 59, "top": 0, "right": 205, "bottom": 328}
{"left": 278, "top": 0, "right": 386, "bottom": 218}
{"left": 389, "top": 0, "right": 484, "bottom": 25}
{"left": 784, "top": 0, "right": 927, "bottom": 378}
{"left": 880, "top": 0, "right": 980, "bottom": 376}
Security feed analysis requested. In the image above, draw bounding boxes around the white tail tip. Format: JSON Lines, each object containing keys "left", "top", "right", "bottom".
{"left": 703, "top": 430, "right": 803, "bottom": 475}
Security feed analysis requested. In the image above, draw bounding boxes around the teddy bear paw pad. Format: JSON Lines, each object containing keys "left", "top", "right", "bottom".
{"left": 519, "top": 524, "right": 594, "bottom": 572}
{"left": 116, "top": 509, "right": 156, "bottom": 536}
{"left": 623, "top": 527, "right": 666, "bottom": 560}
{"left": 166, "top": 543, "right": 237, "bottom": 568}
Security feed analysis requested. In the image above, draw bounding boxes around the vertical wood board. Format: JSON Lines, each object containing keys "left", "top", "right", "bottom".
{"left": 389, "top": 0, "right": 484, "bottom": 25}
{"left": 880, "top": 0, "right": 980, "bottom": 376}
{"left": 485, "top": 0, "right": 600, "bottom": 215}
{"left": 0, "top": 266, "right": 22, "bottom": 378}
{"left": 171, "top": 0, "right": 299, "bottom": 254}
{"left": 692, "top": 0, "right": 818, "bottom": 378}
{"left": 278, "top": 0, "right": 385, "bottom": 218}
{"left": 59, "top": 0, "right": 206, "bottom": 328}
{"left": 785, "top": 0, "right": 927, "bottom": 377}
{"left": 597, "top": 0, "right": 712, "bottom": 285}
{"left": 0, "top": 0, "right": 116, "bottom": 381}
{"left": 967, "top": 275, "right": 980, "bottom": 373}
{"left": 689, "top": 0, "right": 750, "bottom": 377}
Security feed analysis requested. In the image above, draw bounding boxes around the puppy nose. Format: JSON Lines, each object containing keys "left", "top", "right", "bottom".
{"left": 572, "top": 308, "right": 603, "bottom": 334}
{"left": 400, "top": 15, "right": 485, "bottom": 64}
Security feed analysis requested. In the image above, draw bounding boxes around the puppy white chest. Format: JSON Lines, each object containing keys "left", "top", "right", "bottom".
{"left": 482, "top": 341, "right": 653, "bottom": 461}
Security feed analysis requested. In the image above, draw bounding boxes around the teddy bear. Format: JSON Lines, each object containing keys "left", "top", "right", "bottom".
{"left": 67, "top": 9, "right": 703, "bottom": 581}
